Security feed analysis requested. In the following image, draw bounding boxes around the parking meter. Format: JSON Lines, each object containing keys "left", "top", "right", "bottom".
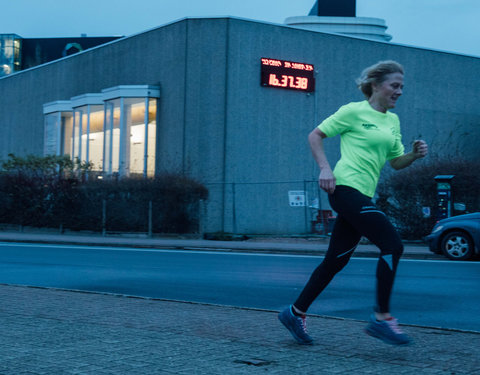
{"left": 434, "top": 175, "right": 455, "bottom": 220}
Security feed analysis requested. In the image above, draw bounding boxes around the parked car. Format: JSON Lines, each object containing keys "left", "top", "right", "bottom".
{"left": 425, "top": 212, "right": 480, "bottom": 260}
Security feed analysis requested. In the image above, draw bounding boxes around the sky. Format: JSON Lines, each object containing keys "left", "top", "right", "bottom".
{"left": 1, "top": 0, "right": 479, "bottom": 57}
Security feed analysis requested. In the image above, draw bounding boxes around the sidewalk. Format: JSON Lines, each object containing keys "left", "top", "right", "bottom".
{"left": 0, "top": 284, "right": 478, "bottom": 374}
{"left": 1, "top": 230, "right": 468, "bottom": 374}
{"left": 0, "top": 229, "right": 442, "bottom": 259}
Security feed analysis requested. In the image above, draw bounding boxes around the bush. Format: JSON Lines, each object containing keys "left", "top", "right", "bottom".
{"left": 376, "top": 157, "right": 480, "bottom": 240}
{"left": 0, "top": 154, "right": 208, "bottom": 234}
{"left": 0, "top": 154, "right": 81, "bottom": 228}
{"left": 71, "top": 176, "right": 208, "bottom": 233}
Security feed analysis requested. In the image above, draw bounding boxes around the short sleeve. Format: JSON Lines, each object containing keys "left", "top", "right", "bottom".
{"left": 317, "top": 104, "right": 353, "bottom": 137}
{"left": 386, "top": 117, "right": 405, "bottom": 160}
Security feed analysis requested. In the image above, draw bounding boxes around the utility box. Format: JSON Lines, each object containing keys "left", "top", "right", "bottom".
{"left": 434, "top": 175, "right": 455, "bottom": 220}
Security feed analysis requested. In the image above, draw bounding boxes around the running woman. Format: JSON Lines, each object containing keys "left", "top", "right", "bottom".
{"left": 278, "top": 60, "right": 428, "bottom": 346}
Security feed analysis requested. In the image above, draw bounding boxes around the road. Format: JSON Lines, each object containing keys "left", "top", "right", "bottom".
{"left": 0, "top": 242, "right": 478, "bottom": 332}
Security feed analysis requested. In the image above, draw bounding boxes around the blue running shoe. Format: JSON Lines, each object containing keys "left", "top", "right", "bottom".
{"left": 278, "top": 306, "right": 313, "bottom": 345}
{"left": 365, "top": 315, "right": 411, "bottom": 345}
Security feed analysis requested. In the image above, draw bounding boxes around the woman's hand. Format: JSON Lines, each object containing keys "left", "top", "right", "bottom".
{"left": 319, "top": 167, "right": 336, "bottom": 194}
{"left": 390, "top": 139, "right": 428, "bottom": 170}
{"left": 412, "top": 140, "right": 428, "bottom": 159}
{"left": 308, "top": 127, "right": 336, "bottom": 193}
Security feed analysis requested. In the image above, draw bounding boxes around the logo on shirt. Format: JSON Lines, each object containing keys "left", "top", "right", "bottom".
{"left": 362, "top": 123, "right": 378, "bottom": 130}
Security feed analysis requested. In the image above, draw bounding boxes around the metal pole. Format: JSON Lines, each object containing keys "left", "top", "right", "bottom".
{"left": 304, "top": 180, "right": 308, "bottom": 234}
{"left": 148, "top": 200, "right": 153, "bottom": 237}
{"left": 198, "top": 199, "right": 205, "bottom": 236}
{"left": 316, "top": 181, "right": 324, "bottom": 235}
{"left": 102, "top": 199, "right": 106, "bottom": 236}
{"left": 232, "top": 182, "right": 237, "bottom": 234}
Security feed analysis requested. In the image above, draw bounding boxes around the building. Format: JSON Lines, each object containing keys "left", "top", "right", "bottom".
{"left": 0, "top": 34, "right": 121, "bottom": 77}
{"left": 0, "top": 14, "right": 479, "bottom": 235}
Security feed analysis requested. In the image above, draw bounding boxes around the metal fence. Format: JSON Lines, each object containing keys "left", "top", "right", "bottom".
{"left": 1, "top": 179, "right": 334, "bottom": 237}
{"left": 0, "top": 196, "right": 203, "bottom": 236}
{"left": 202, "top": 180, "right": 334, "bottom": 235}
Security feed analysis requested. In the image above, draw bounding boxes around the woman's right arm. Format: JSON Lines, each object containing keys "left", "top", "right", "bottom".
{"left": 308, "top": 128, "right": 336, "bottom": 194}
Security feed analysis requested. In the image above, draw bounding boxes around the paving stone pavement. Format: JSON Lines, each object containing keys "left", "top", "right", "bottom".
{"left": 0, "top": 285, "right": 478, "bottom": 374}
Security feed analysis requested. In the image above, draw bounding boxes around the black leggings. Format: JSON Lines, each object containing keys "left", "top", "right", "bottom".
{"left": 294, "top": 185, "right": 404, "bottom": 314}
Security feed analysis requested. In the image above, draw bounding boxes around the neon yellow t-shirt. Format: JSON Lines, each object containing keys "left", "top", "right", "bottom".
{"left": 318, "top": 101, "right": 405, "bottom": 198}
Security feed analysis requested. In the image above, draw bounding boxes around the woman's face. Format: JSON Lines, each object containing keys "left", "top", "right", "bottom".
{"left": 371, "top": 72, "right": 404, "bottom": 111}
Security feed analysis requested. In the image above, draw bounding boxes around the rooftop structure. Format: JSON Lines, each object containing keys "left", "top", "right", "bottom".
{"left": 285, "top": 0, "right": 392, "bottom": 42}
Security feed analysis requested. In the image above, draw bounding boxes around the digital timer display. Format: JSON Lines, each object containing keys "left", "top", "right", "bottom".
{"left": 260, "top": 58, "right": 315, "bottom": 92}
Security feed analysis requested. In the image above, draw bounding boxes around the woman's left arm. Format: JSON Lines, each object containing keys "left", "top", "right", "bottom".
{"left": 389, "top": 140, "right": 428, "bottom": 170}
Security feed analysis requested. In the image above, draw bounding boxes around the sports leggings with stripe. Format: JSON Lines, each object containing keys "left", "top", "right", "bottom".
{"left": 294, "top": 185, "right": 404, "bottom": 314}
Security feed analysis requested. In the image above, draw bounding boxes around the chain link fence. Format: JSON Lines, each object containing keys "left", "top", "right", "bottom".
{"left": 0, "top": 172, "right": 333, "bottom": 236}
{"left": 202, "top": 180, "right": 335, "bottom": 236}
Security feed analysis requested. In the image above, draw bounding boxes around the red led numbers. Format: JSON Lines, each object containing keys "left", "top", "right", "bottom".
{"left": 261, "top": 58, "right": 315, "bottom": 92}
{"left": 268, "top": 74, "right": 309, "bottom": 90}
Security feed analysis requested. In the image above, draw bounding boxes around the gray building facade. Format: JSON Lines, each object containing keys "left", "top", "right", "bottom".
{"left": 0, "top": 17, "right": 479, "bottom": 234}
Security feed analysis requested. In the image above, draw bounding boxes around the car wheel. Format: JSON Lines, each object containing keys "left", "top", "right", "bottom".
{"left": 440, "top": 231, "right": 474, "bottom": 260}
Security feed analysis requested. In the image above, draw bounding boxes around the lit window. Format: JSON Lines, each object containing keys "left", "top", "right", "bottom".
{"left": 71, "top": 94, "right": 104, "bottom": 171}
{"left": 43, "top": 85, "right": 160, "bottom": 178}
{"left": 0, "top": 34, "right": 22, "bottom": 77}
{"left": 42, "top": 101, "right": 73, "bottom": 156}
{"left": 102, "top": 86, "right": 160, "bottom": 177}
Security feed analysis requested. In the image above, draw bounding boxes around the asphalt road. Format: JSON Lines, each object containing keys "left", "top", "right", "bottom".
{"left": 0, "top": 242, "right": 478, "bottom": 332}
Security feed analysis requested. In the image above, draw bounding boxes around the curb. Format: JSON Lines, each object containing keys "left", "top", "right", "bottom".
{"left": 4, "top": 282, "right": 479, "bottom": 334}
{"left": 0, "top": 233, "right": 443, "bottom": 260}
{"left": 0, "top": 237, "right": 443, "bottom": 260}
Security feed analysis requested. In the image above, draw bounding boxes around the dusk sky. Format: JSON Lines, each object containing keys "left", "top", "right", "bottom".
{"left": 1, "top": 0, "right": 479, "bottom": 57}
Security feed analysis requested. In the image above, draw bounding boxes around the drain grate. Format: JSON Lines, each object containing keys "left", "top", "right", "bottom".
{"left": 233, "top": 358, "right": 273, "bottom": 367}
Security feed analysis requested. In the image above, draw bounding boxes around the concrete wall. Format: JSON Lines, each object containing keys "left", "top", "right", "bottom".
{"left": 214, "top": 18, "right": 480, "bottom": 234}
{"left": 180, "top": 19, "right": 229, "bottom": 232}
{"left": 0, "top": 17, "right": 479, "bottom": 235}
{"left": 222, "top": 18, "right": 480, "bottom": 164}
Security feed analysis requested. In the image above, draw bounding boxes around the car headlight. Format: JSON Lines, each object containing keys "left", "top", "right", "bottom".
{"left": 432, "top": 225, "right": 444, "bottom": 233}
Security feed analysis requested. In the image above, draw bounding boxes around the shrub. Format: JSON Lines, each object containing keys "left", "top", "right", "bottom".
{"left": 376, "top": 157, "right": 480, "bottom": 240}
{"left": 0, "top": 154, "right": 208, "bottom": 234}
{"left": 71, "top": 176, "right": 208, "bottom": 233}
{"left": 0, "top": 154, "right": 81, "bottom": 227}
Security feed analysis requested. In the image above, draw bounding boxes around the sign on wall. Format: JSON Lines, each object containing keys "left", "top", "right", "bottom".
{"left": 261, "top": 58, "right": 315, "bottom": 92}
{"left": 288, "top": 190, "right": 307, "bottom": 207}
